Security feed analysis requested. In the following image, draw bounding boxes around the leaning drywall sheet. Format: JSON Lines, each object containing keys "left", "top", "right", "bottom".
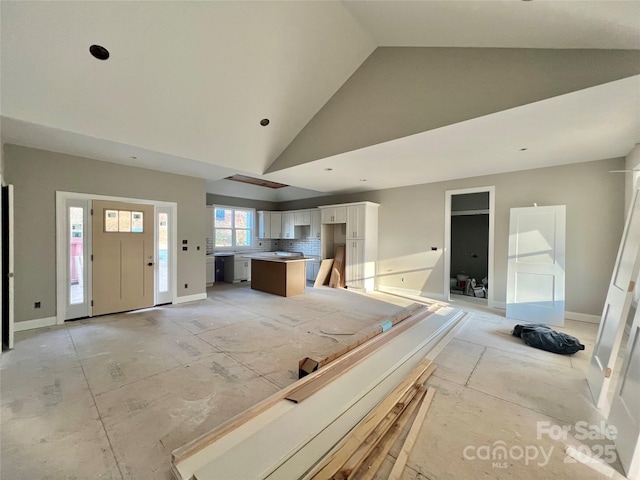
{"left": 188, "top": 307, "right": 464, "bottom": 480}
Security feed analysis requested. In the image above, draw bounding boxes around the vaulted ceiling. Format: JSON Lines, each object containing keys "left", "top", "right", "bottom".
{"left": 2, "top": 1, "right": 639, "bottom": 201}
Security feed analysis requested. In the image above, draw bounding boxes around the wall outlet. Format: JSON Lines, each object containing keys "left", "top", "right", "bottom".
{"left": 184, "top": 283, "right": 188, "bottom": 289}
{"left": 34, "top": 301, "right": 41, "bottom": 308}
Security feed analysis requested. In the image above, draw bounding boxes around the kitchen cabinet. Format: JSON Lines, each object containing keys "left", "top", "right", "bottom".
{"left": 309, "top": 209, "right": 321, "bottom": 240}
{"left": 206, "top": 256, "right": 215, "bottom": 286}
{"left": 319, "top": 201, "right": 379, "bottom": 291}
{"left": 346, "top": 204, "right": 366, "bottom": 239}
{"left": 306, "top": 260, "right": 320, "bottom": 282}
{"left": 346, "top": 240, "right": 365, "bottom": 289}
{"left": 233, "top": 256, "right": 251, "bottom": 283}
{"left": 258, "top": 211, "right": 271, "bottom": 239}
{"left": 270, "top": 212, "right": 282, "bottom": 239}
{"left": 321, "top": 206, "right": 346, "bottom": 224}
{"left": 282, "top": 212, "right": 295, "bottom": 239}
{"left": 294, "top": 210, "right": 311, "bottom": 226}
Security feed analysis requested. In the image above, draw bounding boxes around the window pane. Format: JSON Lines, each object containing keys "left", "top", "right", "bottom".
{"left": 118, "top": 211, "right": 131, "bottom": 232}
{"left": 216, "top": 228, "right": 232, "bottom": 247}
{"left": 105, "top": 210, "right": 118, "bottom": 232}
{"left": 69, "top": 207, "right": 84, "bottom": 305}
{"left": 131, "top": 211, "right": 143, "bottom": 232}
{"left": 158, "top": 213, "right": 168, "bottom": 293}
{"left": 236, "top": 229, "right": 250, "bottom": 247}
{"left": 215, "top": 208, "right": 232, "bottom": 228}
{"left": 235, "top": 210, "right": 250, "bottom": 229}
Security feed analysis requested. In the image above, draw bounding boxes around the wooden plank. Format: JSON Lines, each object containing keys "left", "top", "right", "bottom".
{"left": 314, "top": 259, "right": 334, "bottom": 287}
{"left": 176, "top": 307, "right": 465, "bottom": 480}
{"left": 308, "top": 359, "right": 432, "bottom": 480}
{"left": 286, "top": 308, "right": 434, "bottom": 403}
{"left": 335, "top": 365, "right": 437, "bottom": 480}
{"left": 354, "top": 386, "right": 427, "bottom": 480}
{"left": 298, "top": 303, "right": 428, "bottom": 378}
{"left": 387, "top": 388, "right": 436, "bottom": 480}
{"left": 329, "top": 245, "right": 345, "bottom": 288}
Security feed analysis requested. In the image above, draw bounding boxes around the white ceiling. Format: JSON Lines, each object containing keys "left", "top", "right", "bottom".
{"left": 2, "top": 1, "right": 639, "bottom": 201}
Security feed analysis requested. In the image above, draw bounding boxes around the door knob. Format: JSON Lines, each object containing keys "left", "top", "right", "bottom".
{"left": 147, "top": 262, "right": 154, "bottom": 266}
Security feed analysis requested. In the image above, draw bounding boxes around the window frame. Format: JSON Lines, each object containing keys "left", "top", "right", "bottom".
{"left": 212, "top": 205, "right": 255, "bottom": 250}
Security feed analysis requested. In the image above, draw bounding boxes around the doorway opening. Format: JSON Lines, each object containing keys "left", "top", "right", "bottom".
{"left": 444, "top": 187, "right": 495, "bottom": 308}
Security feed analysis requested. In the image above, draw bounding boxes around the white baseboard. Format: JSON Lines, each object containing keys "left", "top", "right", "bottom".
{"left": 173, "top": 293, "right": 207, "bottom": 305}
{"left": 565, "top": 311, "right": 600, "bottom": 324}
{"left": 14, "top": 316, "right": 57, "bottom": 332}
{"left": 377, "top": 285, "right": 447, "bottom": 303}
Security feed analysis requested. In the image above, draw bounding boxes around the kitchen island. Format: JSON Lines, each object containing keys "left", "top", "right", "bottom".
{"left": 249, "top": 255, "right": 307, "bottom": 297}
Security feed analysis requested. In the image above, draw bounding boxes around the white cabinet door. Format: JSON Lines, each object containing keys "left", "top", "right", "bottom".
{"left": 310, "top": 209, "right": 321, "bottom": 239}
{"left": 321, "top": 207, "right": 347, "bottom": 224}
{"left": 282, "top": 212, "right": 295, "bottom": 238}
{"left": 233, "top": 259, "right": 251, "bottom": 282}
{"left": 347, "top": 205, "right": 365, "bottom": 239}
{"left": 346, "top": 240, "right": 365, "bottom": 289}
{"left": 258, "top": 211, "right": 271, "bottom": 239}
{"left": 270, "top": 212, "right": 282, "bottom": 239}
{"left": 506, "top": 205, "right": 566, "bottom": 326}
{"left": 294, "top": 210, "right": 311, "bottom": 226}
{"left": 206, "top": 259, "right": 215, "bottom": 285}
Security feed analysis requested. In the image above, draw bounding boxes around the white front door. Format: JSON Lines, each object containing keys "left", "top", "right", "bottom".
{"left": 506, "top": 205, "right": 566, "bottom": 326}
{"left": 607, "top": 305, "right": 640, "bottom": 479}
{"left": 588, "top": 180, "right": 640, "bottom": 410}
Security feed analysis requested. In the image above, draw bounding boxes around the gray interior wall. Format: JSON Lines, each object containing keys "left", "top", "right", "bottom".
{"left": 450, "top": 214, "right": 489, "bottom": 284}
{"left": 4, "top": 144, "right": 207, "bottom": 323}
{"left": 280, "top": 157, "right": 625, "bottom": 316}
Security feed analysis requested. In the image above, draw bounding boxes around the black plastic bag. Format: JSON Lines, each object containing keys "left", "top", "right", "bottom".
{"left": 512, "top": 324, "right": 585, "bottom": 355}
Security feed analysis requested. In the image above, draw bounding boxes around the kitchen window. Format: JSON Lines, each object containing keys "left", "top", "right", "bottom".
{"left": 214, "top": 206, "right": 254, "bottom": 248}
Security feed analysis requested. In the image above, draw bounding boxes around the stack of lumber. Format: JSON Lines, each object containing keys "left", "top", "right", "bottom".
{"left": 328, "top": 245, "right": 346, "bottom": 288}
{"left": 171, "top": 305, "right": 469, "bottom": 480}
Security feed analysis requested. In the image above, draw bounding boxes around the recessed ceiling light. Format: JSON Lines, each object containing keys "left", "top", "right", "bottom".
{"left": 130, "top": 156, "right": 138, "bottom": 159}
{"left": 359, "top": 179, "right": 367, "bottom": 182}
{"left": 89, "top": 44, "right": 110, "bottom": 61}
{"left": 520, "top": 148, "right": 528, "bottom": 151}
{"left": 260, "top": 118, "right": 270, "bottom": 127}
{"left": 324, "top": 168, "right": 333, "bottom": 171}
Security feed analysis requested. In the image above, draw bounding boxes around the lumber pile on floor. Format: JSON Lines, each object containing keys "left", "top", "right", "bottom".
{"left": 171, "top": 305, "right": 469, "bottom": 480}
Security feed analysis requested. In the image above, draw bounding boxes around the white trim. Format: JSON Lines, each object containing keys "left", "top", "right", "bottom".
{"left": 56, "top": 191, "right": 178, "bottom": 322}
{"left": 625, "top": 322, "right": 632, "bottom": 336}
{"left": 14, "top": 316, "right": 57, "bottom": 332}
{"left": 494, "top": 301, "right": 507, "bottom": 310}
{"left": 565, "top": 311, "right": 600, "bottom": 324}
{"left": 444, "top": 186, "right": 495, "bottom": 309}
{"left": 377, "top": 284, "right": 448, "bottom": 303}
{"left": 173, "top": 293, "right": 207, "bottom": 304}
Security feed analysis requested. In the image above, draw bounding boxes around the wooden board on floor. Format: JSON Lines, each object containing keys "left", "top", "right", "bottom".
{"left": 329, "top": 245, "right": 345, "bottom": 288}
{"left": 314, "top": 259, "right": 334, "bottom": 288}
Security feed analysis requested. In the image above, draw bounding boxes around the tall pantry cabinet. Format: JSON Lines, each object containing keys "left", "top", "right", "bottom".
{"left": 319, "top": 201, "right": 378, "bottom": 292}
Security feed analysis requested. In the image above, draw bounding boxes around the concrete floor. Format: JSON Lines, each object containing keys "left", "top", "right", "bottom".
{"left": 0, "top": 284, "right": 624, "bottom": 480}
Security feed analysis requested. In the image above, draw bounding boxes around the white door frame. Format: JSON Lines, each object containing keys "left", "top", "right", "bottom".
{"left": 444, "top": 186, "right": 495, "bottom": 308}
{"left": 55, "top": 191, "right": 177, "bottom": 324}
{"left": 1, "top": 180, "right": 14, "bottom": 349}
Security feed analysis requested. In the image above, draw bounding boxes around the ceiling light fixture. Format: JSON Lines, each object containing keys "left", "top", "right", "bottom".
{"left": 260, "top": 118, "right": 270, "bottom": 127}
{"left": 324, "top": 168, "right": 333, "bottom": 171}
{"left": 130, "top": 156, "right": 138, "bottom": 160}
{"left": 89, "top": 44, "right": 110, "bottom": 60}
{"left": 520, "top": 148, "right": 528, "bottom": 151}
{"left": 359, "top": 179, "right": 367, "bottom": 182}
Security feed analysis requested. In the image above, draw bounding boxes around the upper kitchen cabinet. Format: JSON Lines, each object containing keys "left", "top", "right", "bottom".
{"left": 309, "top": 209, "right": 321, "bottom": 240}
{"left": 346, "top": 204, "right": 366, "bottom": 239}
{"left": 257, "top": 211, "right": 271, "bottom": 239}
{"left": 321, "top": 206, "right": 347, "bottom": 224}
{"left": 270, "top": 212, "right": 282, "bottom": 239}
{"left": 294, "top": 210, "right": 311, "bottom": 226}
{"left": 282, "top": 212, "right": 295, "bottom": 239}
